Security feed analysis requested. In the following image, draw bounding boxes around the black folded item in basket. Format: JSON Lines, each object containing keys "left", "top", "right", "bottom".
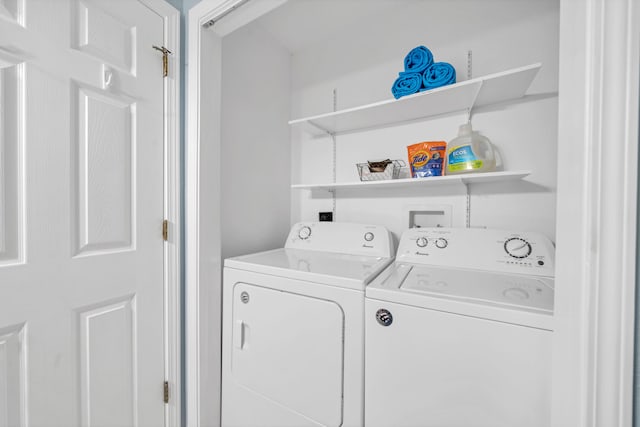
{"left": 367, "top": 159, "right": 392, "bottom": 173}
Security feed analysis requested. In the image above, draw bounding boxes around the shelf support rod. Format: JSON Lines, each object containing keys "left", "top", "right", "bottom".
{"left": 202, "top": 0, "right": 251, "bottom": 28}
{"left": 464, "top": 182, "right": 471, "bottom": 228}
{"left": 331, "top": 88, "right": 338, "bottom": 218}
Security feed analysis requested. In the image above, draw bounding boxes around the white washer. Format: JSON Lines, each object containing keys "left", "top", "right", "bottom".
{"left": 222, "top": 222, "right": 394, "bottom": 427}
{"left": 365, "top": 227, "right": 555, "bottom": 427}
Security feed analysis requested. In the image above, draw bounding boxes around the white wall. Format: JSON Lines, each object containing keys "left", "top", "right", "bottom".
{"left": 220, "top": 24, "right": 291, "bottom": 259}
{"left": 287, "top": 0, "right": 560, "bottom": 242}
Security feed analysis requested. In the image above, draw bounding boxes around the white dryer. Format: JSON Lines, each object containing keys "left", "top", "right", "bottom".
{"left": 365, "top": 227, "right": 555, "bottom": 427}
{"left": 222, "top": 222, "right": 394, "bottom": 427}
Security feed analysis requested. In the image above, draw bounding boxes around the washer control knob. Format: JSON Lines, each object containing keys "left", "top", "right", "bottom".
{"left": 298, "top": 226, "right": 312, "bottom": 240}
{"left": 435, "top": 238, "right": 448, "bottom": 249}
{"left": 504, "top": 237, "right": 532, "bottom": 258}
{"left": 376, "top": 309, "right": 393, "bottom": 326}
{"left": 364, "top": 232, "right": 375, "bottom": 242}
{"left": 416, "top": 237, "right": 428, "bottom": 248}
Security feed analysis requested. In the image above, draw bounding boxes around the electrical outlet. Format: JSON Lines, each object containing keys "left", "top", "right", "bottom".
{"left": 319, "top": 212, "right": 333, "bottom": 222}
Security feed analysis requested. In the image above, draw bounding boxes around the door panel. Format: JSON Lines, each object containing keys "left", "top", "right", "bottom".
{"left": 0, "top": 1, "right": 21, "bottom": 25}
{"left": 0, "top": 62, "right": 23, "bottom": 264}
{"left": 0, "top": 1, "right": 165, "bottom": 426}
{"left": 0, "top": 323, "right": 26, "bottom": 427}
{"left": 73, "top": 84, "right": 134, "bottom": 256}
{"left": 231, "top": 282, "right": 344, "bottom": 427}
{"left": 78, "top": 297, "right": 136, "bottom": 427}
{"left": 73, "top": 0, "right": 135, "bottom": 74}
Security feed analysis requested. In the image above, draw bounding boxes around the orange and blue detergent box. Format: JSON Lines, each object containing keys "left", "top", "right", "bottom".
{"left": 407, "top": 141, "right": 447, "bottom": 177}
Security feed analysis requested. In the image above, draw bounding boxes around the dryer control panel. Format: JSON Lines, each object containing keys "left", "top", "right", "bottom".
{"left": 396, "top": 227, "right": 555, "bottom": 277}
{"left": 285, "top": 222, "right": 394, "bottom": 258}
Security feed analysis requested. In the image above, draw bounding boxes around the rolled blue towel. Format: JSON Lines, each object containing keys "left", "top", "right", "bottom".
{"left": 391, "top": 72, "right": 423, "bottom": 99}
{"left": 421, "top": 62, "right": 456, "bottom": 90}
{"left": 403, "top": 46, "right": 433, "bottom": 74}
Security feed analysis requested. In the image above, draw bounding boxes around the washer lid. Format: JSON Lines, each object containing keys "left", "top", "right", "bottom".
{"left": 400, "top": 265, "right": 554, "bottom": 312}
{"left": 366, "top": 263, "right": 554, "bottom": 329}
{"left": 225, "top": 248, "right": 393, "bottom": 291}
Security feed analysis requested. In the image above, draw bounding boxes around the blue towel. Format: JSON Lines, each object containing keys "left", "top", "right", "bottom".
{"left": 392, "top": 72, "right": 423, "bottom": 99}
{"left": 421, "top": 62, "right": 456, "bottom": 90}
{"left": 403, "top": 46, "right": 433, "bottom": 74}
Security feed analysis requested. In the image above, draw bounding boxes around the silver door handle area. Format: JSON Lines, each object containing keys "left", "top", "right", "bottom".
{"left": 234, "top": 320, "right": 246, "bottom": 349}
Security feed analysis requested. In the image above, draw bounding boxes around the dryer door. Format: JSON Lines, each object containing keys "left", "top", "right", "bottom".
{"left": 231, "top": 282, "right": 344, "bottom": 427}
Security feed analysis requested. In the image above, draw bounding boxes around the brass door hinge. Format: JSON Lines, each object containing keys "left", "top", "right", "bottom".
{"left": 152, "top": 45, "right": 172, "bottom": 77}
{"left": 162, "top": 220, "right": 169, "bottom": 241}
{"left": 164, "top": 381, "right": 169, "bottom": 404}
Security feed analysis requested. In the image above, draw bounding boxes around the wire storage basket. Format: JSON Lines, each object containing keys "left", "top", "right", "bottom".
{"left": 357, "top": 159, "right": 406, "bottom": 181}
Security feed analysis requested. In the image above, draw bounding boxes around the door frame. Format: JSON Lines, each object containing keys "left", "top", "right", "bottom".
{"left": 185, "top": 3, "right": 223, "bottom": 426}
{"left": 185, "top": 1, "right": 640, "bottom": 427}
{"left": 553, "top": 0, "right": 640, "bottom": 426}
{"left": 185, "top": 3, "right": 289, "bottom": 425}
{"left": 136, "top": 1, "right": 182, "bottom": 426}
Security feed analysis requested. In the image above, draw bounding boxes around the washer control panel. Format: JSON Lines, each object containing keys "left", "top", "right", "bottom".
{"left": 397, "top": 227, "right": 555, "bottom": 276}
{"left": 286, "top": 222, "right": 394, "bottom": 258}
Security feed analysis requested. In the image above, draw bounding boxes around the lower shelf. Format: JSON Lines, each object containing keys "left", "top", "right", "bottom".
{"left": 291, "top": 170, "right": 531, "bottom": 191}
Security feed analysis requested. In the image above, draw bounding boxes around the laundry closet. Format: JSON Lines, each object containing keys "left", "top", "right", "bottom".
{"left": 186, "top": 0, "right": 576, "bottom": 425}
{"left": 216, "top": 0, "right": 559, "bottom": 259}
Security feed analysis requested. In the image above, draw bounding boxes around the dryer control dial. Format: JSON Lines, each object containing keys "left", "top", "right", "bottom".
{"left": 416, "top": 237, "right": 428, "bottom": 248}
{"left": 504, "top": 237, "right": 532, "bottom": 259}
{"left": 435, "top": 238, "right": 448, "bottom": 249}
{"left": 364, "top": 232, "right": 375, "bottom": 242}
{"left": 298, "top": 226, "right": 312, "bottom": 240}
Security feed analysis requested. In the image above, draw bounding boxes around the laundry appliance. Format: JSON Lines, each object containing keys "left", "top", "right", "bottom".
{"left": 222, "top": 222, "right": 394, "bottom": 427}
{"left": 365, "top": 227, "right": 554, "bottom": 427}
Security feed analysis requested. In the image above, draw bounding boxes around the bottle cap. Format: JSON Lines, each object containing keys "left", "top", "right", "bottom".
{"left": 458, "top": 122, "right": 473, "bottom": 136}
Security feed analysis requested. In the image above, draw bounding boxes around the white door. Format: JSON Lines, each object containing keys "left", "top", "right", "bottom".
{"left": 0, "top": 1, "right": 165, "bottom": 426}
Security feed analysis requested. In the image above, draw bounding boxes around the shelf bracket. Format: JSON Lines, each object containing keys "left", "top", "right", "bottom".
{"left": 467, "top": 80, "right": 484, "bottom": 123}
{"left": 306, "top": 120, "right": 333, "bottom": 136}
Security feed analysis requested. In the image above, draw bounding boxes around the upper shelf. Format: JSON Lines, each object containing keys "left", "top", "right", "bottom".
{"left": 288, "top": 63, "right": 541, "bottom": 136}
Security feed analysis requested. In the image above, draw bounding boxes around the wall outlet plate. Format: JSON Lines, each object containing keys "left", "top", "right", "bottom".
{"left": 319, "top": 212, "right": 333, "bottom": 222}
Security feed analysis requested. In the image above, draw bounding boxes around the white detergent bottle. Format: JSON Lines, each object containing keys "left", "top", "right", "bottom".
{"left": 446, "top": 122, "right": 496, "bottom": 175}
